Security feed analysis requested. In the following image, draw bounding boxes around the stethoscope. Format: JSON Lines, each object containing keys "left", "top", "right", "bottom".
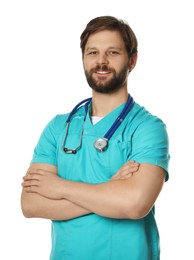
{"left": 62, "top": 95, "right": 134, "bottom": 154}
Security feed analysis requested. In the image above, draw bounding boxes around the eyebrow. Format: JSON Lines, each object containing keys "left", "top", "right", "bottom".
{"left": 85, "top": 47, "right": 97, "bottom": 52}
{"left": 85, "top": 47, "right": 123, "bottom": 52}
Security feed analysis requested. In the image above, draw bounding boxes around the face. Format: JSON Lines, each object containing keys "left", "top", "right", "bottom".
{"left": 83, "top": 30, "right": 131, "bottom": 94}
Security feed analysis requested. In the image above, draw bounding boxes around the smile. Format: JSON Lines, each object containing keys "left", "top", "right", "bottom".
{"left": 96, "top": 71, "right": 111, "bottom": 75}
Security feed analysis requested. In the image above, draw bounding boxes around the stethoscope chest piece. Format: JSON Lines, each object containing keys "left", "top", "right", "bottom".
{"left": 62, "top": 95, "right": 134, "bottom": 154}
{"left": 94, "top": 138, "right": 108, "bottom": 152}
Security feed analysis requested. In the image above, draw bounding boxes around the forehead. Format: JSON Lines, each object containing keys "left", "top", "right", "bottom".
{"left": 85, "top": 30, "right": 126, "bottom": 50}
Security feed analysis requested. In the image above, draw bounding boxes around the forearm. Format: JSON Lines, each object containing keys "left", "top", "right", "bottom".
{"left": 62, "top": 164, "right": 165, "bottom": 219}
{"left": 21, "top": 190, "right": 91, "bottom": 220}
{"left": 62, "top": 179, "right": 135, "bottom": 219}
{"left": 22, "top": 163, "right": 140, "bottom": 219}
{"left": 23, "top": 161, "right": 156, "bottom": 219}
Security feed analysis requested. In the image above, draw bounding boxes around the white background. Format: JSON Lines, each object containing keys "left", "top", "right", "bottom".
{"left": 0, "top": 0, "right": 193, "bottom": 259}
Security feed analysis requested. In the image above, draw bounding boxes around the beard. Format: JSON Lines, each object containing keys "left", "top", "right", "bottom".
{"left": 84, "top": 63, "right": 129, "bottom": 94}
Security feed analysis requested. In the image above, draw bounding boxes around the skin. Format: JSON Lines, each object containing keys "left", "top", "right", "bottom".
{"left": 21, "top": 30, "right": 166, "bottom": 220}
{"left": 84, "top": 30, "right": 137, "bottom": 116}
{"left": 21, "top": 161, "right": 139, "bottom": 220}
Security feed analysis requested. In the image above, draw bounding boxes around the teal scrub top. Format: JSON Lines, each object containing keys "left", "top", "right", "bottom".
{"left": 31, "top": 101, "right": 170, "bottom": 260}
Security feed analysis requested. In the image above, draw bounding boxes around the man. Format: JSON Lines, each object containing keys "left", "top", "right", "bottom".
{"left": 21, "top": 16, "right": 170, "bottom": 260}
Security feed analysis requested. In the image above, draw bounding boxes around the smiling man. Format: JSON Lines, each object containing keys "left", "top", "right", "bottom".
{"left": 21, "top": 16, "right": 170, "bottom": 260}
{"left": 84, "top": 30, "right": 131, "bottom": 94}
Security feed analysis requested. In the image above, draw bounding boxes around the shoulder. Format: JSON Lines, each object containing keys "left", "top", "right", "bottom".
{"left": 129, "top": 102, "right": 168, "bottom": 139}
{"left": 131, "top": 102, "right": 166, "bottom": 127}
{"left": 49, "top": 105, "right": 86, "bottom": 133}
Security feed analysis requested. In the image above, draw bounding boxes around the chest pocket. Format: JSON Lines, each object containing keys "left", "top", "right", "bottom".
{"left": 108, "top": 139, "right": 132, "bottom": 177}
{"left": 57, "top": 133, "right": 132, "bottom": 183}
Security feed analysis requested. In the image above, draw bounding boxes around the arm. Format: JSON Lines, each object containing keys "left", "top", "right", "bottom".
{"left": 62, "top": 164, "right": 166, "bottom": 219}
{"left": 23, "top": 163, "right": 165, "bottom": 219}
{"left": 60, "top": 163, "right": 166, "bottom": 219}
{"left": 21, "top": 163, "right": 91, "bottom": 220}
{"left": 21, "top": 191, "right": 91, "bottom": 220}
{"left": 21, "top": 161, "right": 139, "bottom": 220}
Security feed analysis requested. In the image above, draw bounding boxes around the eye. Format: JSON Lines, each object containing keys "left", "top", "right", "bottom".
{"left": 87, "top": 51, "right": 98, "bottom": 56}
{"left": 109, "top": 51, "right": 119, "bottom": 56}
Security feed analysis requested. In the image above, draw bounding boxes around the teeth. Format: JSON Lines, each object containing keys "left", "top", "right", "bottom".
{"left": 97, "top": 71, "right": 109, "bottom": 74}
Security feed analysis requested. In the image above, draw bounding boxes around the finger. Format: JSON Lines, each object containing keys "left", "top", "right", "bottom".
{"left": 22, "top": 179, "right": 39, "bottom": 187}
{"left": 127, "top": 160, "right": 135, "bottom": 165}
{"left": 124, "top": 160, "right": 136, "bottom": 166}
{"left": 126, "top": 160, "right": 135, "bottom": 163}
{"left": 27, "top": 168, "right": 51, "bottom": 175}
{"left": 23, "top": 185, "right": 39, "bottom": 193}
{"left": 27, "top": 168, "right": 46, "bottom": 175}
{"left": 23, "top": 174, "right": 41, "bottom": 181}
{"left": 111, "top": 171, "right": 133, "bottom": 181}
{"left": 119, "top": 162, "right": 138, "bottom": 172}
{"left": 125, "top": 161, "right": 139, "bottom": 167}
{"left": 111, "top": 161, "right": 140, "bottom": 180}
{"left": 127, "top": 165, "right": 139, "bottom": 173}
{"left": 120, "top": 168, "right": 135, "bottom": 176}
{"left": 27, "top": 168, "right": 54, "bottom": 175}
{"left": 111, "top": 165, "right": 135, "bottom": 180}
{"left": 111, "top": 168, "right": 132, "bottom": 180}
{"left": 122, "top": 163, "right": 140, "bottom": 172}
{"left": 113, "top": 166, "right": 137, "bottom": 179}
{"left": 120, "top": 173, "right": 133, "bottom": 179}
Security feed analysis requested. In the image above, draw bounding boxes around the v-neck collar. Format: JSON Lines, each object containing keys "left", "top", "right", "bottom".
{"left": 84, "top": 101, "right": 126, "bottom": 136}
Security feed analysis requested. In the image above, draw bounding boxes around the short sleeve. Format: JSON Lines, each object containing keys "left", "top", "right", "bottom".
{"left": 130, "top": 116, "right": 170, "bottom": 181}
{"left": 31, "top": 116, "right": 58, "bottom": 166}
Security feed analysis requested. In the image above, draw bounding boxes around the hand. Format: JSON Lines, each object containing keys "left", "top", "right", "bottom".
{"left": 110, "top": 160, "right": 140, "bottom": 181}
{"left": 22, "top": 169, "right": 66, "bottom": 200}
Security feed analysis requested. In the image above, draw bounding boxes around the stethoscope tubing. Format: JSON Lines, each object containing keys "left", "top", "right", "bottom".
{"left": 66, "top": 97, "right": 92, "bottom": 122}
{"left": 63, "top": 95, "right": 134, "bottom": 153}
{"left": 104, "top": 96, "right": 134, "bottom": 140}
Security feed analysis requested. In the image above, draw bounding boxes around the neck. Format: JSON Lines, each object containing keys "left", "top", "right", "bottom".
{"left": 91, "top": 88, "right": 129, "bottom": 117}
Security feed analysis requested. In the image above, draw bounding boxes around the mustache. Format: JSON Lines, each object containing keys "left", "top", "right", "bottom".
{"left": 91, "top": 65, "right": 114, "bottom": 72}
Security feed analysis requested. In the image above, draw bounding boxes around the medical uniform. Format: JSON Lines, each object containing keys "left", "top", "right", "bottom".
{"left": 32, "top": 101, "right": 170, "bottom": 260}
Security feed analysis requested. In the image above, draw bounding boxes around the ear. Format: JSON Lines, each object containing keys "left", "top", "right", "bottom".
{"left": 129, "top": 53, "right": 138, "bottom": 72}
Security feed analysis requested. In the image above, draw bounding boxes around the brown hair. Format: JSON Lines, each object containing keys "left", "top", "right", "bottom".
{"left": 80, "top": 16, "right": 138, "bottom": 58}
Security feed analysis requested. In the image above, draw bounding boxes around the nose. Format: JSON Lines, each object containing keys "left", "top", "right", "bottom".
{"left": 96, "top": 52, "right": 109, "bottom": 65}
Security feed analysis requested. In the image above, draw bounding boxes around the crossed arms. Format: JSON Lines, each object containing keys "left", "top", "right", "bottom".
{"left": 21, "top": 161, "right": 166, "bottom": 221}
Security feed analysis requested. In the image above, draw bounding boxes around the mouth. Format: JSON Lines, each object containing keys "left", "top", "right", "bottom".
{"left": 96, "top": 70, "right": 111, "bottom": 75}
{"left": 93, "top": 65, "right": 112, "bottom": 76}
